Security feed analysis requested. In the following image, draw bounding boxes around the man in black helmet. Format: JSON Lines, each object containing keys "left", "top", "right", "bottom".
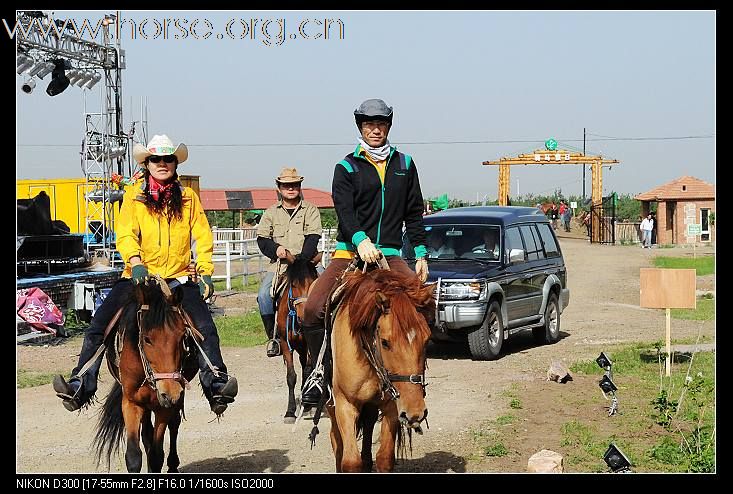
{"left": 300, "top": 98, "right": 429, "bottom": 407}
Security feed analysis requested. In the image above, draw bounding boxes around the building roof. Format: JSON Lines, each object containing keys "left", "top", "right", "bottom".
{"left": 634, "top": 176, "right": 715, "bottom": 201}
{"left": 200, "top": 187, "right": 333, "bottom": 211}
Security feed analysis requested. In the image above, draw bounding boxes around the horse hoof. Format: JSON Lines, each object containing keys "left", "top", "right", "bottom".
{"left": 284, "top": 416, "right": 296, "bottom": 424}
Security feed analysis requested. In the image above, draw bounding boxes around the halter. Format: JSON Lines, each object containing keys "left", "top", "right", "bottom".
{"left": 359, "top": 299, "right": 428, "bottom": 402}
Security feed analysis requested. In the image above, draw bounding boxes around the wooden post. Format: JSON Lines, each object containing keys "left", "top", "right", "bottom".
{"left": 665, "top": 308, "right": 671, "bottom": 377}
{"left": 498, "top": 163, "right": 510, "bottom": 206}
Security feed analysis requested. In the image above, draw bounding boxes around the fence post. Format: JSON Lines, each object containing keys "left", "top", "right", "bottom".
{"left": 225, "top": 241, "right": 231, "bottom": 291}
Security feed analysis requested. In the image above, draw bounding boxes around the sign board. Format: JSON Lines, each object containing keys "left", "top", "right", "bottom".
{"left": 640, "top": 268, "right": 696, "bottom": 309}
{"left": 687, "top": 223, "right": 702, "bottom": 236}
{"left": 544, "top": 138, "right": 558, "bottom": 151}
{"left": 570, "top": 201, "right": 577, "bottom": 209}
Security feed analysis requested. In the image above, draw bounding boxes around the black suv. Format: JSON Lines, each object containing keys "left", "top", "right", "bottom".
{"left": 404, "top": 206, "right": 570, "bottom": 360}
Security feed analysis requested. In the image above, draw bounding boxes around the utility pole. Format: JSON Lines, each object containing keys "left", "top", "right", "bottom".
{"left": 582, "top": 127, "right": 586, "bottom": 200}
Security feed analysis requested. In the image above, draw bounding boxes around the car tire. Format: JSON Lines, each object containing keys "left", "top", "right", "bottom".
{"left": 468, "top": 301, "right": 504, "bottom": 361}
{"left": 533, "top": 292, "right": 560, "bottom": 344}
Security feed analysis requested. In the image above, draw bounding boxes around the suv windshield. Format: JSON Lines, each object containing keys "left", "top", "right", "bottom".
{"left": 404, "top": 225, "right": 501, "bottom": 261}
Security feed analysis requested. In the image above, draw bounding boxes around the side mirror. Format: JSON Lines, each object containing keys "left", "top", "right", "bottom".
{"left": 509, "top": 248, "right": 525, "bottom": 264}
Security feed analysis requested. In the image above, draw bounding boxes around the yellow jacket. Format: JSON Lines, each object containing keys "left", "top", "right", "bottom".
{"left": 116, "top": 180, "right": 214, "bottom": 279}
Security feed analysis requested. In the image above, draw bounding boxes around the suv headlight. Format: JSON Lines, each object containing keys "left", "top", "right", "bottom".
{"left": 440, "top": 282, "right": 485, "bottom": 301}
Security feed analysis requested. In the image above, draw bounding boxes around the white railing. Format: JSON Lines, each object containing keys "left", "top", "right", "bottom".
{"left": 211, "top": 227, "right": 340, "bottom": 290}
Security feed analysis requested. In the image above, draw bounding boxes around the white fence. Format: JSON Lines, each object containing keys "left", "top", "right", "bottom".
{"left": 211, "top": 227, "right": 339, "bottom": 290}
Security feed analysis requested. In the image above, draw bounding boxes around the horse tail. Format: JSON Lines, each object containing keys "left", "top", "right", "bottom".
{"left": 93, "top": 381, "right": 125, "bottom": 470}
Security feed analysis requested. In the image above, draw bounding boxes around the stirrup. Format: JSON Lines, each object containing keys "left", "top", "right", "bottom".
{"left": 266, "top": 339, "right": 281, "bottom": 358}
{"left": 211, "top": 376, "right": 238, "bottom": 403}
{"left": 53, "top": 375, "right": 82, "bottom": 411}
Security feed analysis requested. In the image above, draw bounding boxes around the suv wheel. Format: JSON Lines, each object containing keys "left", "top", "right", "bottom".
{"left": 533, "top": 292, "right": 560, "bottom": 344}
{"left": 468, "top": 301, "right": 504, "bottom": 360}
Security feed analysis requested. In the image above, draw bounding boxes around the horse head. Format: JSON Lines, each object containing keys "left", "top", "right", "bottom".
{"left": 133, "top": 279, "right": 188, "bottom": 408}
{"left": 368, "top": 271, "right": 435, "bottom": 429}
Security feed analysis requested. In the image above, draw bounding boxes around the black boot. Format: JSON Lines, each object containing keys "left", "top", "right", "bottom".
{"left": 301, "top": 326, "right": 325, "bottom": 406}
{"left": 261, "top": 314, "right": 280, "bottom": 357}
{"left": 54, "top": 331, "right": 105, "bottom": 412}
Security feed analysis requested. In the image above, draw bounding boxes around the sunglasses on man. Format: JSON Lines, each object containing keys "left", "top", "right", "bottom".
{"left": 148, "top": 155, "right": 177, "bottom": 164}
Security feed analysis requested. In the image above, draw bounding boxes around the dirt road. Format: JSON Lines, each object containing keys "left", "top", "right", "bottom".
{"left": 16, "top": 238, "right": 714, "bottom": 473}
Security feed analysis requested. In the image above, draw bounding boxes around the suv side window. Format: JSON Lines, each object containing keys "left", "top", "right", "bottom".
{"left": 536, "top": 223, "right": 560, "bottom": 258}
{"left": 519, "top": 225, "right": 544, "bottom": 261}
{"left": 504, "top": 226, "right": 525, "bottom": 261}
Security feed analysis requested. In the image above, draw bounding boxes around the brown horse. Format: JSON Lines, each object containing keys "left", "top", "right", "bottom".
{"left": 326, "top": 268, "right": 436, "bottom": 472}
{"left": 274, "top": 252, "right": 319, "bottom": 423}
{"left": 93, "top": 278, "right": 198, "bottom": 472}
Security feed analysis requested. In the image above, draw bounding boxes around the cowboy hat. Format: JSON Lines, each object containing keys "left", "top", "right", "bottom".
{"left": 132, "top": 134, "right": 188, "bottom": 165}
{"left": 275, "top": 167, "right": 304, "bottom": 184}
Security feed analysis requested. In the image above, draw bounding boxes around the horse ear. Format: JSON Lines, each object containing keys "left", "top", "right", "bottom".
{"left": 172, "top": 285, "right": 184, "bottom": 306}
{"left": 375, "top": 290, "right": 390, "bottom": 313}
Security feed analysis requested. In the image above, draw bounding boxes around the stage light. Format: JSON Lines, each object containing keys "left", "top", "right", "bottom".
{"left": 34, "top": 62, "right": 55, "bottom": 79}
{"left": 21, "top": 77, "right": 36, "bottom": 94}
{"left": 46, "top": 59, "right": 70, "bottom": 96}
{"left": 82, "top": 72, "right": 102, "bottom": 89}
{"left": 17, "top": 55, "right": 34, "bottom": 74}
{"left": 603, "top": 443, "right": 632, "bottom": 472}
{"left": 66, "top": 69, "right": 83, "bottom": 85}
{"left": 596, "top": 352, "right": 612, "bottom": 370}
{"left": 74, "top": 70, "right": 94, "bottom": 87}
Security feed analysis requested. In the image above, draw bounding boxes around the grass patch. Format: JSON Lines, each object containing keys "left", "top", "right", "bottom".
{"left": 671, "top": 298, "right": 715, "bottom": 321}
{"left": 652, "top": 256, "right": 715, "bottom": 276}
{"left": 496, "top": 414, "right": 516, "bottom": 426}
{"left": 484, "top": 443, "right": 509, "bottom": 457}
{"left": 214, "top": 310, "right": 267, "bottom": 347}
{"left": 17, "top": 369, "right": 64, "bottom": 389}
{"left": 212, "top": 276, "right": 262, "bottom": 294}
{"left": 509, "top": 398, "right": 522, "bottom": 409}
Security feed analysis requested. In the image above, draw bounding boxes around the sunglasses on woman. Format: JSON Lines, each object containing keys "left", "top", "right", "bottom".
{"left": 148, "top": 155, "right": 177, "bottom": 164}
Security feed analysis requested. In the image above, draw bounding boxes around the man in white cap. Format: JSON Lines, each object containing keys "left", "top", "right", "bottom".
{"left": 301, "top": 98, "right": 429, "bottom": 406}
{"left": 256, "top": 168, "right": 322, "bottom": 359}
{"left": 53, "top": 134, "right": 238, "bottom": 416}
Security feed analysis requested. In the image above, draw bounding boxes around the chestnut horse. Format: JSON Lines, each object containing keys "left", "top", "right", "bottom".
{"left": 326, "top": 268, "right": 436, "bottom": 472}
{"left": 274, "top": 253, "right": 319, "bottom": 423}
{"left": 93, "top": 277, "right": 198, "bottom": 472}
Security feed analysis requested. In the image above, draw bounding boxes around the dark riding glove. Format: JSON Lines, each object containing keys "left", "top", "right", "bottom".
{"left": 131, "top": 264, "right": 149, "bottom": 285}
{"left": 199, "top": 275, "right": 214, "bottom": 300}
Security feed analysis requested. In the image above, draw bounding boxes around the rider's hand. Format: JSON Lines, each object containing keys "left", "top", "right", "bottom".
{"left": 276, "top": 245, "right": 288, "bottom": 259}
{"left": 357, "top": 238, "right": 381, "bottom": 264}
{"left": 131, "top": 264, "right": 149, "bottom": 285}
{"left": 415, "top": 258, "right": 429, "bottom": 283}
{"left": 199, "top": 275, "right": 214, "bottom": 300}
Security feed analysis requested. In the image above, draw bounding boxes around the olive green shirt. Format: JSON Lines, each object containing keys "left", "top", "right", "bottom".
{"left": 257, "top": 199, "right": 322, "bottom": 273}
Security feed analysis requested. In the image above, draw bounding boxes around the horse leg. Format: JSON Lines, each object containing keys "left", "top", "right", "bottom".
{"left": 148, "top": 409, "right": 174, "bottom": 473}
{"left": 359, "top": 403, "right": 379, "bottom": 472}
{"left": 327, "top": 405, "right": 344, "bottom": 473}
{"left": 167, "top": 407, "right": 183, "bottom": 473}
{"left": 375, "top": 402, "right": 399, "bottom": 472}
{"left": 121, "top": 398, "right": 145, "bottom": 473}
{"left": 283, "top": 343, "right": 298, "bottom": 423}
{"left": 140, "top": 411, "right": 153, "bottom": 467}
{"left": 334, "top": 400, "right": 362, "bottom": 473}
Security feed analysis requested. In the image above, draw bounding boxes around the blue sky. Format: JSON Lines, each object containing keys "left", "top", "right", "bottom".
{"left": 15, "top": 10, "right": 716, "bottom": 201}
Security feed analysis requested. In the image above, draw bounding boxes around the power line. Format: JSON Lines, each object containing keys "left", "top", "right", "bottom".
{"left": 17, "top": 134, "right": 715, "bottom": 148}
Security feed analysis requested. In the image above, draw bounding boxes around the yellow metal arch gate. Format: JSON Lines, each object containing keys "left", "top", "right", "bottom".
{"left": 482, "top": 150, "right": 619, "bottom": 243}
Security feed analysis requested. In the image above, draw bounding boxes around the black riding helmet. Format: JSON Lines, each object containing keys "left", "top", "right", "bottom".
{"left": 354, "top": 98, "right": 393, "bottom": 129}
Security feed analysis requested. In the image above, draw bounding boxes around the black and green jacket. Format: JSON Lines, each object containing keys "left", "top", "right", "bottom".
{"left": 332, "top": 145, "right": 427, "bottom": 258}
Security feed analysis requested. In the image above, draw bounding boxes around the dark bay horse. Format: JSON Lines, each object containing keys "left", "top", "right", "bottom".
{"left": 275, "top": 252, "right": 319, "bottom": 423}
{"left": 93, "top": 277, "right": 198, "bottom": 472}
{"left": 326, "top": 268, "right": 436, "bottom": 472}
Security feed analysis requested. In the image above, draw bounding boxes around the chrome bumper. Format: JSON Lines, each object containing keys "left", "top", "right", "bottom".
{"left": 437, "top": 301, "right": 487, "bottom": 329}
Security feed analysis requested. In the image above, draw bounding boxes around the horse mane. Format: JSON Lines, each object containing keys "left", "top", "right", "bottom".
{"left": 341, "top": 269, "right": 435, "bottom": 348}
{"left": 118, "top": 284, "right": 181, "bottom": 343}
{"left": 286, "top": 257, "right": 318, "bottom": 289}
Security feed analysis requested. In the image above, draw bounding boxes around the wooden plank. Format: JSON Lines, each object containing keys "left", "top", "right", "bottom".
{"left": 639, "top": 268, "right": 696, "bottom": 309}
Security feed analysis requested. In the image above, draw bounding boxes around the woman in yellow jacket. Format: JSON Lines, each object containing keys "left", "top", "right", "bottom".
{"left": 53, "top": 135, "right": 237, "bottom": 416}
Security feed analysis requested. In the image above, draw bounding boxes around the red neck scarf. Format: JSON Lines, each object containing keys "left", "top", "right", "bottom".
{"left": 148, "top": 175, "right": 174, "bottom": 203}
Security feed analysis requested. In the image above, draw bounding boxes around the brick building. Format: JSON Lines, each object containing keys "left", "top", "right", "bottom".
{"left": 635, "top": 176, "right": 715, "bottom": 245}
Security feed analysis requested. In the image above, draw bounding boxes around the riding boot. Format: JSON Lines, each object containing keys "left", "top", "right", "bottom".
{"left": 261, "top": 314, "right": 280, "bottom": 358}
{"left": 54, "top": 328, "right": 105, "bottom": 411}
{"left": 301, "top": 325, "right": 325, "bottom": 406}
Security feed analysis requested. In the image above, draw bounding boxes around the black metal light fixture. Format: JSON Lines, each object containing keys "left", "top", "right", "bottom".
{"left": 46, "top": 59, "right": 70, "bottom": 96}
{"left": 603, "top": 443, "right": 632, "bottom": 472}
{"left": 598, "top": 374, "right": 617, "bottom": 394}
{"left": 596, "top": 352, "right": 612, "bottom": 370}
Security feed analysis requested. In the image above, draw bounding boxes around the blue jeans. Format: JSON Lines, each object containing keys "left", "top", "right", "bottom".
{"left": 642, "top": 230, "right": 652, "bottom": 247}
{"left": 257, "top": 271, "right": 275, "bottom": 316}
